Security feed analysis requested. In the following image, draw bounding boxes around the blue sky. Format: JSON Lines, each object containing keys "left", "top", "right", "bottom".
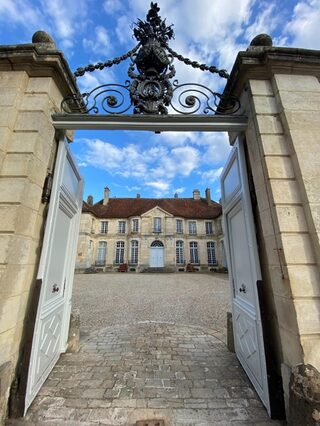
{"left": 1, "top": 0, "right": 319, "bottom": 202}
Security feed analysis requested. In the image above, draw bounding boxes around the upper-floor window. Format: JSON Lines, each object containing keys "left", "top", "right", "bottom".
{"left": 91, "top": 218, "right": 95, "bottom": 233}
{"left": 207, "top": 242, "right": 217, "bottom": 265}
{"left": 115, "top": 241, "right": 125, "bottom": 264}
{"left": 132, "top": 218, "right": 139, "bottom": 233}
{"left": 153, "top": 217, "right": 161, "bottom": 232}
{"left": 176, "top": 219, "right": 183, "bottom": 233}
{"left": 205, "top": 221, "right": 213, "bottom": 235}
{"left": 189, "top": 221, "right": 197, "bottom": 235}
{"left": 101, "top": 221, "right": 108, "bottom": 234}
{"left": 118, "top": 220, "right": 126, "bottom": 233}
{"left": 130, "top": 240, "right": 139, "bottom": 264}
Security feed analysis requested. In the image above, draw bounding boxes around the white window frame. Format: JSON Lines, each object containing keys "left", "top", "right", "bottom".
{"left": 207, "top": 241, "right": 217, "bottom": 265}
{"left": 176, "top": 240, "right": 184, "bottom": 264}
{"left": 132, "top": 218, "right": 139, "bottom": 233}
{"left": 130, "top": 240, "right": 139, "bottom": 264}
{"left": 205, "top": 221, "right": 213, "bottom": 235}
{"left": 190, "top": 241, "right": 199, "bottom": 264}
{"left": 101, "top": 221, "right": 108, "bottom": 234}
{"left": 96, "top": 241, "right": 107, "bottom": 266}
{"left": 115, "top": 241, "right": 125, "bottom": 264}
{"left": 189, "top": 221, "right": 197, "bottom": 235}
{"left": 118, "top": 220, "right": 126, "bottom": 234}
{"left": 153, "top": 217, "right": 161, "bottom": 232}
{"left": 176, "top": 219, "right": 183, "bottom": 233}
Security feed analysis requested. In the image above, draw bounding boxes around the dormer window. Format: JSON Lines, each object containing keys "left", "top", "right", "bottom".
{"left": 153, "top": 217, "right": 161, "bottom": 233}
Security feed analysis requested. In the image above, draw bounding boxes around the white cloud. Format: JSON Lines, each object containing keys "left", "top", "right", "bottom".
{"left": 0, "top": 0, "right": 46, "bottom": 31}
{"left": 83, "top": 26, "right": 112, "bottom": 56}
{"left": 104, "top": 0, "right": 123, "bottom": 14}
{"left": 174, "top": 187, "right": 185, "bottom": 194}
{"left": 285, "top": 0, "right": 320, "bottom": 49}
{"left": 202, "top": 167, "right": 224, "bottom": 184}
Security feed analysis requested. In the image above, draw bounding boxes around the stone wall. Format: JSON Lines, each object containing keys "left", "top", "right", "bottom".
{"left": 0, "top": 38, "right": 79, "bottom": 421}
{"left": 226, "top": 43, "right": 320, "bottom": 419}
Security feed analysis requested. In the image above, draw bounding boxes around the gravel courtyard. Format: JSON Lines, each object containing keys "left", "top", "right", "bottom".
{"left": 72, "top": 272, "right": 231, "bottom": 339}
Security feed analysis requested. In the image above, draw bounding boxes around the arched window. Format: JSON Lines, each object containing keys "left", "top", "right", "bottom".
{"left": 130, "top": 240, "right": 139, "bottom": 264}
{"left": 189, "top": 241, "right": 199, "bottom": 264}
{"left": 176, "top": 240, "right": 184, "bottom": 264}
{"left": 207, "top": 242, "right": 216, "bottom": 265}
{"left": 115, "top": 241, "right": 125, "bottom": 264}
{"left": 96, "top": 241, "right": 107, "bottom": 266}
{"left": 151, "top": 240, "right": 164, "bottom": 247}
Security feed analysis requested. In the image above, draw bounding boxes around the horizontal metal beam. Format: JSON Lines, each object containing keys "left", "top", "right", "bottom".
{"left": 52, "top": 114, "right": 248, "bottom": 132}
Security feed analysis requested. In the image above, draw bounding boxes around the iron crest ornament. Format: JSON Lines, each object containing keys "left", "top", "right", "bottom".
{"left": 62, "top": 2, "right": 240, "bottom": 115}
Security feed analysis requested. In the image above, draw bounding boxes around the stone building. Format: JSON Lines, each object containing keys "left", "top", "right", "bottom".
{"left": 75, "top": 187, "right": 226, "bottom": 272}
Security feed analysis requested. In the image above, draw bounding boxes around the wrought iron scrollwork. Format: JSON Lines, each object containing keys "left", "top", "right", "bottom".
{"left": 170, "top": 81, "right": 240, "bottom": 115}
{"left": 62, "top": 2, "right": 241, "bottom": 116}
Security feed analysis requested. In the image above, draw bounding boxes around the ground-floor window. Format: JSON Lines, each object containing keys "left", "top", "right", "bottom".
{"left": 115, "top": 241, "right": 125, "bottom": 264}
{"left": 176, "top": 240, "right": 184, "bottom": 264}
{"left": 130, "top": 240, "right": 138, "bottom": 264}
{"left": 96, "top": 241, "right": 107, "bottom": 266}
{"left": 207, "top": 241, "right": 217, "bottom": 265}
{"left": 189, "top": 241, "right": 199, "bottom": 264}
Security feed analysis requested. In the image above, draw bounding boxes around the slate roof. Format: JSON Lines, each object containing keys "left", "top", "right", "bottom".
{"left": 82, "top": 197, "right": 222, "bottom": 220}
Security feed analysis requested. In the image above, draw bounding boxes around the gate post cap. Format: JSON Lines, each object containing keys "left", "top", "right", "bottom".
{"left": 250, "top": 33, "right": 273, "bottom": 47}
{"left": 32, "top": 30, "right": 56, "bottom": 47}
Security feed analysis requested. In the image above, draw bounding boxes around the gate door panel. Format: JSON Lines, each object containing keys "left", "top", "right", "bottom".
{"left": 25, "top": 137, "right": 83, "bottom": 412}
{"left": 221, "top": 137, "right": 270, "bottom": 415}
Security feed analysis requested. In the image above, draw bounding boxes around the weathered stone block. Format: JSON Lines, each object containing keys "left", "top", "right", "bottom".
{"left": 270, "top": 180, "right": 302, "bottom": 204}
{"left": 274, "top": 74, "right": 320, "bottom": 93}
{"left": 252, "top": 95, "right": 279, "bottom": 114}
{"left": 287, "top": 265, "right": 320, "bottom": 298}
{"left": 281, "top": 234, "right": 315, "bottom": 265}
{"left": 278, "top": 327, "right": 303, "bottom": 366}
{"left": 260, "top": 134, "right": 291, "bottom": 156}
{"left": 227, "top": 312, "right": 235, "bottom": 353}
{"left": 276, "top": 205, "right": 308, "bottom": 233}
{"left": 14, "top": 111, "right": 54, "bottom": 140}
{"left": 288, "top": 364, "right": 320, "bottom": 425}
{"left": 278, "top": 91, "right": 320, "bottom": 112}
{"left": 0, "top": 107, "right": 17, "bottom": 130}
{"left": 294, "top": 299, "right": 320, "bottom": 335}
{"left": 256, "top": 114, "right": 283, "bottom": 135}
{"left": 249, "top": 79, "right": 274, "bottom": 96}
{"left": 265, "top": 156, "right": 294, "bottom": 179}
{"left": 0, "top": 71, "right": 27, "bottom": 89}
{"left": 67, "top": 309, "right": 80, "bottom": 353}
{"left": 0, "top": 361, "right": 12, "bottom": 426}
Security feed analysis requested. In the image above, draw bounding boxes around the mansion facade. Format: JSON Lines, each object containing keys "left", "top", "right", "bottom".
{"left": 75, "top": 187, "right": 227, "bottom": 272}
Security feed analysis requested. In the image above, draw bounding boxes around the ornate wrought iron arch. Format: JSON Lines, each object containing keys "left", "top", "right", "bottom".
{"left": 62, "top": 2, "right": 240, "bottom": 116}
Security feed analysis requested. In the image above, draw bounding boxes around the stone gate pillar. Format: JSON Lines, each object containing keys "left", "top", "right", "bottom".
{"left": 226, "top": 36, "right": 320, "bottom": 423}
{"left": 0, "top": 32, "right": 79, "bottom": 421}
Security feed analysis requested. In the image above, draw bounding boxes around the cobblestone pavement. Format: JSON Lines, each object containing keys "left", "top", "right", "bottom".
{"left": 7, "top": 275, "right": 285, "bottom": 425}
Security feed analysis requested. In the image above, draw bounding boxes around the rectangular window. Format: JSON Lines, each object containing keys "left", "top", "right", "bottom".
{"left": 118, "top": 221, "right": 126, "bottom": 233}
{"left": 176, "top": 219, "right": 183, "bottom": 233}
{"left": 96, "top": 241, "right": 107, "bottom": 266}
{"left": 132, "top": 218, "right": 139, "bottom": 233}
{"left": 205, "top": 222, "right": 213, "bottom": 235}
{"left": 153, "top": 217, "right": 161, "bottom": 232}
{"left": 190, "top": 242, "right": 199, "bottom": 264}
{"left": 176, "top": 241, "right": 184, "bottom": 264}
{"left": 189, "top": 221, "right": 197, "bottom": 235}
{"left": 101, "top": 221, "right": 108, "bottom": 234}
{"left": 130, "top": 240, "right": 138, "bottom": 264}
{"left": 207, "top": 242, "right": 217, "bottom": 265}
{"left": 115, "top": 241, "right": 125, "bottom": 264}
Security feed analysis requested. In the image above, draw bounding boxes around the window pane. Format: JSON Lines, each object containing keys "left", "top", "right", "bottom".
{"left": 131, "top": 240, "right": 138, "bottom": 264}
{"left": 115, "top": 241, "right": 125, "bottom": 263}
{"left": 96, "top": 241, "right": 107, "bottom": 266}
{"left": 176, "top": 219, "right": 183, "bottom": 233}
{"left": 190, "top": 242, "right": 199, "bottom": 263}
{"left": 118, "top": 221, "right": 126, "bottom": 233}
{"left": 101, "top": 221, "right": 108, "bottom": 233}
{"left": 176, "top": 240, "right": 184, "bottom": 264}
{"left": 205, "top": 222, "right": 213, "bottom": 235}
{"left": 132, "top": 219, "right": 139, "bottom": 232}
{"left": 189, "top": 221, "right": 197, "bottom": 234}
{"left": 153, "top": 217, "right": 161, "bottom": 232}
{"left": 207, "top": 242, "right": 216, "bottom": 264}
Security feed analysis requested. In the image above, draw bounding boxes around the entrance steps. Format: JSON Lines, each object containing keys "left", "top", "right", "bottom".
{"left": 141, "top": 267, "right": 175, "bottom": 273}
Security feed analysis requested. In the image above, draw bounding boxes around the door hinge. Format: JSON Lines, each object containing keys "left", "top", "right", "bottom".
{"left": 42, "top": 172, "right": 53, "bottom": 204}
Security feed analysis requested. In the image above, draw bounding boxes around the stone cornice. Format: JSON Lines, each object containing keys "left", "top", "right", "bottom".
{"left": 0, "top": 43, "right": 80, "bottom": 99}
{"left": 224, "top": 46, "right": 320, "bottom": 97}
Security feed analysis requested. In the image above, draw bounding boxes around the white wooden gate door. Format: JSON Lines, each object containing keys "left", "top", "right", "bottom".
{"left": 25, "top": 136, "right": 83, "bottom": 412}
{"left": 150, "top": 247, "right": 164, "bottom": 267}
{"left": 221, "top": 137, "right": 270, "bottom": 415}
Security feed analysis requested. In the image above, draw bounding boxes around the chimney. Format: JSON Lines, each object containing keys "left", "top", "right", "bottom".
{"left": 193, "top": 189, "right": 200, "bottom": 200}
{"left": 205, "top": 188, "right": 211, "bottom": 205}
{"left": 103, "top": 187, "right": 110, "bottom": 205}
{"left": 174, "top": 192, "right": 178, "bottom": 198}
{"left": 87, "top": 195, "right": 93, "bottom": 206}
{"left": 136, "top": 193, "right": 141, "bottom": 198}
